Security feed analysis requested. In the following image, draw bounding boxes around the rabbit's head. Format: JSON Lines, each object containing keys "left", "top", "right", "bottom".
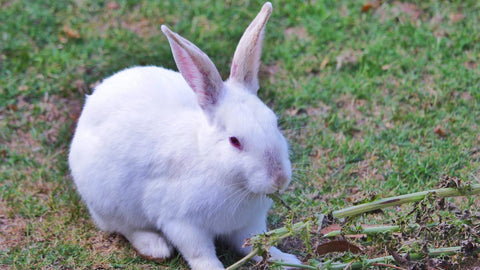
{"left": 161, "top": 2, "right": 291, "bottom": 194}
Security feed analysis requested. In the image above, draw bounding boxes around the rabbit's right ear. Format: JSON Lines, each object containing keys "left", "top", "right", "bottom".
{"left": 161, "top": 25, "right": 224, "bottom": 113}
{"left": 229, "top": 2, "right": 272, "bottom": 95}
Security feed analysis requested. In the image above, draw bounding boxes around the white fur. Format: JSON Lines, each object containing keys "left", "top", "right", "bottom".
{"left": 69, "top": 2, "right": 301, "bottom": 270}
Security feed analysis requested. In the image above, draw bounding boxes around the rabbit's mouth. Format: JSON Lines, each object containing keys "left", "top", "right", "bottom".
{"left": 244, "top": 179, "right": 281, "bottom": 195}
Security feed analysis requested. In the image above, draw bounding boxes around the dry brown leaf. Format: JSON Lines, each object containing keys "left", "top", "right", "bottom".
{"left": 320, "top": 224, "right": 342, "bottom": 235}
{"left": 58, "top": 35, "right": 68, "bottom": 44}
{"left": 320, "top": 57, "right": 329, "bottom": 70}
{"left": 315, "top": 240, "right": 363, "bottom": 255}
{"left": 393, "top": 1, "right": 422, "bottom": 20}
{"left": 449, "top": 13, "right": 465, "bottom": 23}
{"left": 283, "top": 26, "right": 309, "bottom": 40}
{"left": 464, "top": 61, "right": 478, "bottom": 70}
{"left": 7, "top": 104, "right": 18, "bottom": 111}
{"left": 460, "top": 92, "right": 473, "bottom": 101}
{"left": 107, "top": 1, "right": 120, "bottom": 10}
{"left": 362, "top": 3, "right": 375, "bottom": 13}
{"left": 0, "top": 149, "right": 7, "bottom": 158}
{"left": 63, "top": 25, "right": 80, "bottom": 39}
{"left": 361, "top": 0, "right": 382, "bottom": 13}
{"left": 434, "top": 125, "right": 447, "bottom": 137}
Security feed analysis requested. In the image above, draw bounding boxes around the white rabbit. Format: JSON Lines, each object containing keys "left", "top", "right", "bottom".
{"left": 69, "top": 2, "right": 301, "bottom": 269}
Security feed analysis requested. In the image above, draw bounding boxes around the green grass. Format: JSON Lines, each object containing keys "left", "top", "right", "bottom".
{"left": 1, "top": 0, "right": 479, "bottom": 269}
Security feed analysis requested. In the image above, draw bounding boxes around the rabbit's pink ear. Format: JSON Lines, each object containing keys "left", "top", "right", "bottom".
{"left": 162, "top": 25, "right": 223, "bottom": 111}
{"left": 229, "top": 2, "right": 272, "bottom": 95}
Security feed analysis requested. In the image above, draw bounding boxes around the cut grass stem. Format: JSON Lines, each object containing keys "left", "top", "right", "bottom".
{"left": 324, "top": 223, "right": 440, "bottom": 238}
{"left": 316, "top": 246, "right": 462, "bottom": 270}
{"left": 332, "top": 184, "right": 480, "bottom": 219}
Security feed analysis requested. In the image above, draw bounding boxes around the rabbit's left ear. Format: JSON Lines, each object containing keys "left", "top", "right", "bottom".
{"left": 229, "top": 2, "right": 272, "bottom": 95}
{"left": 162, "top": 25, "right": 224, "bottom": 111}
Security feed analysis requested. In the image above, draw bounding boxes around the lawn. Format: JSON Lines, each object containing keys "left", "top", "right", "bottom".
{"left": 1, "top": 0, "right": 479, "bottom": 269}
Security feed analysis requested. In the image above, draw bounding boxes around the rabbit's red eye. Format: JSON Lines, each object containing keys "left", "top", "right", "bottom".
{"left": 229, "top": 136, "right": 242, "bottom": 150}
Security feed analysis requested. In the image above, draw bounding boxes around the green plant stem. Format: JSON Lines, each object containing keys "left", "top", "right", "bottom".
{"left": 225, "top": 247, "right": 260, "bottom": 270}
{"left": 324, "top": 223, "right": 440, "bottom": 238}
{"left": 332, "top": 184, "right": 480, "bottom": 219}
{"left": 324, "top": 225, "right": 400, "bottom": 237}
{"left": 317, "top": 246, "right": 462, "bottom": 269}
{"left": 272, "top": 262, "right": 317, "bottom": 269}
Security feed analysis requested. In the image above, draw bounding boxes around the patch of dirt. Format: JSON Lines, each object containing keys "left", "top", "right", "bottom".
{"left": 2, "top": 94, "right": 82, "bottom": 162}
{"left": 284, "top": 26, "right": 310, "bottom": 41}
{"left": 260, "top": 61, "right": 288, "bottom": 84}
{"left": 0, "top": 204, "right": 29, "bottom": 251}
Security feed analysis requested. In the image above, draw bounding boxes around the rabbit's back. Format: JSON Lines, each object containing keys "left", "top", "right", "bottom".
{"left": 69, "top": 66, "right": 205, "bottom": 231}
{"left": 91, "top": 66, "right": 198, "bottom": 112}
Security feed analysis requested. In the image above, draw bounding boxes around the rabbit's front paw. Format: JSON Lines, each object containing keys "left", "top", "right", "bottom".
{"left": 269, "top": 247, "right": 302, "bottom": 269}
{"left": 128, "top": 230, "right": 174, "bottom": 260}
{"left": 189, "top": 257, "right": 224, "bottom": 270}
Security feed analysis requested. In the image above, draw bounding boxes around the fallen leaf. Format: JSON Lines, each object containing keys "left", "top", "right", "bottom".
{"left": 7, "top": 104, "right": 18, "bottom": 111}
{"left": 361, "top": 3, "right": 374, "bottom": 13}
{"left": 460, "top": 92, "right": 473, "bottom": 101}
{"left": 320, "top": 57, "right": 329, "bottom": 70}
{"left": 107, "top": 1, "right": 120, "bottom": 10}
{"left": 361, "top": 1, "right": 382, "bottom": 13}
{"left": 58, "top": 35, "right": 68, "bottom": 43}
{"left": 315, "top": 240, "right": 363, "bottom": 255}
{"left": 393, "top": 1, "right": 422, "bottom": 20}
{"left": 434, "top": 125, "right": 447, "bottom": 137}
{"left": 382, "top": 64, "right": 392, "bottom": 70}
{"left": 0, "top": 149, "right": 7, "bottom": 158}
{"left": 18, "top": 85, "right": 28, "bottom": 91}
{"left": 449, "top": 13, "right": 465, "bottom": 23}
{"left": 63, "top": 25, "right": 80, "bottom": 39}
{"left": 320, "top": 224, "right": 341, "bottom": 235}
{"left": 464, "top": 61, "right": 478, "bottom": 70}
{"left": 283, "top": 26, "right": 309, "bottom": 40}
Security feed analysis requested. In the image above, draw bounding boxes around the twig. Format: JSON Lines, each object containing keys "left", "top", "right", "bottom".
{"left": 225, "top": 248, "right": 260, "bottom": 270}
{"left": 333, "top": 184, "right": 480, "bottom": 219}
